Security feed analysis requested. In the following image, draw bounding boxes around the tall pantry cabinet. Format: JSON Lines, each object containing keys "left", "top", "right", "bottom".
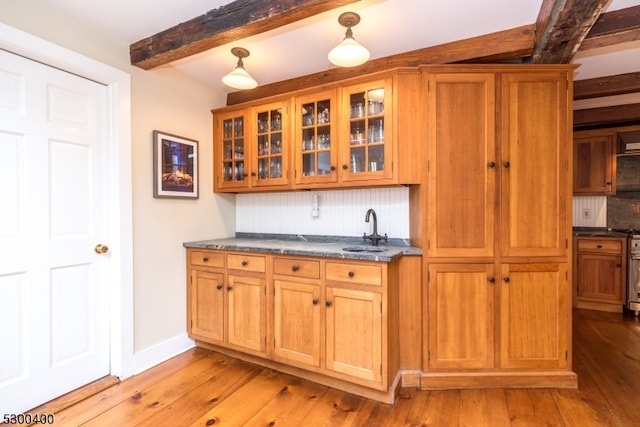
{"left": 421, "top": 65, "right": 576, "bottom": 388}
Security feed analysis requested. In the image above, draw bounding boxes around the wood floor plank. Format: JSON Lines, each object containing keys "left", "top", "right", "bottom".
{"left": 458, "top": 389, "right": 511, "bottom": 427}
{"left": 54, "top": 347, "right": 212, "bottom": 425}
{"left": 292, "top": 384, "right": 365, "bottom": 425}
{"left": 504, "top": 389, "right": 565, "bottom": 426}
{"left": 242, "top": 377, "right": 330, "bottom": 426}
{"left": 411, "top": 389, "right": 461, "bottom": 426}
{"left": 189, "top": 369, "right": 295, "bottom": 426}
{"left": 135, "top": 361, "right": 262, "bottom": 427}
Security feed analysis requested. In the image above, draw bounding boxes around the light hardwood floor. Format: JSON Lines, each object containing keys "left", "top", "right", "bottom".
{"left": 27, "top": 309, "right": 640, "bottom": 426}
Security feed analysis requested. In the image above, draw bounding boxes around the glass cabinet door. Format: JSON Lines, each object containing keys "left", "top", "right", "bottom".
{"left": 217, "top": 112, "right": 247, "bottom": 189}
{"left": 341, "top": 79, "right": 393, "bottom": 181}
{"left": 252, "top": 101, "right": 289, "bottom": 187}
{"left": 295, "top": 90, "right": 337, "bottom": 185}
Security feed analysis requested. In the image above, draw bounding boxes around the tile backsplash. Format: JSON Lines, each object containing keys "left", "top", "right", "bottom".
{"left": 236, "top": 187, "right": 410, "bottom": 239}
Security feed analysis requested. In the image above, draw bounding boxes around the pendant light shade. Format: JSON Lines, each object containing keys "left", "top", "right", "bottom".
{"left": 328, "top": 12, "right": 370, "bottom": 68}
{"left": 222, "top": 47, "right": 258, "bottom": 90}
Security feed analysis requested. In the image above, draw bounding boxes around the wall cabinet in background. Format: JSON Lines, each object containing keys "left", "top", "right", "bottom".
{"left": 573, "top": 131, "right": 616, "bottom": 195}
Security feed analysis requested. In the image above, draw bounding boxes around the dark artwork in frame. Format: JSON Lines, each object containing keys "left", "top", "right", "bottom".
{"left": 153, "top": 130, "right": 198, "bottom": 199}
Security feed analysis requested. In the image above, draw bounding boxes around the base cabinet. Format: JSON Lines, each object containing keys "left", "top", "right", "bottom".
{"left": 187, "top": 249, "right": 400, "bottom": 401}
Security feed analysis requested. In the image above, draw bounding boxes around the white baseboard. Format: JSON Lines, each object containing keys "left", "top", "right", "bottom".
{"left": 132, "top": 333, "right": 195, "bottom": 375}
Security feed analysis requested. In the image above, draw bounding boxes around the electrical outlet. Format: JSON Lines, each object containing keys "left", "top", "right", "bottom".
{"left": 582, "top": 208, "right": 591, "bottom": 219}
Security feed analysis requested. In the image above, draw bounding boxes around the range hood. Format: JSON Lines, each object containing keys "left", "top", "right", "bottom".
{"left": 617, "top": 130, "right": 640, "bottom": 156}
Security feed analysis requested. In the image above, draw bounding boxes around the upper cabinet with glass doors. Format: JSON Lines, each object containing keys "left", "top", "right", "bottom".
{"left": 340, "top": 78, "right": 393, "bottom": 182}
{"left": 214, "top": 109, "right": 249, "bottom": 192}
{"left": 294, "top": 90, "right": 338, "bottom": 186}
{"left": 251, "top": 101, "right": 290, "bottom": 188}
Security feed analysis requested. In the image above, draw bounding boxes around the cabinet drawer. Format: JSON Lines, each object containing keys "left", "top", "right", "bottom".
{"left": 189, "top": 250, "right": 224, "bottom": 268}
{"left": 325, "top": 262, "right": 382, "bottom": 286}
{"left": 577, "top": 239, "right": 623, "bottom": 254}
{"left": 227, "top": 253, "right": 267, "bottom": 272}
{"left": 273, "top": 257, "right": 320, "bottom": 279}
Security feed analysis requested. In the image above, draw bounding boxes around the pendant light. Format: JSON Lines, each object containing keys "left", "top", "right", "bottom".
{"left": 328, "top": 12, "right": 370, "bottom": 68}
{"left": 222, "top": 47, "right": 258, "bottom": 90}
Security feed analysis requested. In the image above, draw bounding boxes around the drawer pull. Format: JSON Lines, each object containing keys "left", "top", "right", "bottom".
{"left": 487, "top": 276, "right": 495, "bottom": 283}
{"left": 348, "top": 271, "right": 355, "bottom": 278}
{"left": 203, "top": 257, "right": 209, "bottom": 262}
{"left": 216, "top": 284, "right": 222, "bottom": 290}
{"left": 292, "top": 265, "right": 300, "bottom": 272}
{"left": 597, "top": 245, "right": 603, "bottom": 249}
{"left": 241, "top": 260, "right": 248, "bottom": 266}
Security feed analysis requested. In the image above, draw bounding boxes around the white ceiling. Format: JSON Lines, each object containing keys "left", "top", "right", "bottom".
{"left": 39, "top": 0, "right": 640, "bottom": 107}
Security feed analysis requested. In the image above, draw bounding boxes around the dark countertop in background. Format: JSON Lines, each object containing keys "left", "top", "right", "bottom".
{"left": 183, "top": 233, "right": 422, "bottom": 262}
{"left": 572, "top": 227, "right": 629, "bottom": 238}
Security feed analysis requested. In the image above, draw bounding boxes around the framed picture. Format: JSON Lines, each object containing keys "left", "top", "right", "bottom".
{"left": 153, "top": 130, "right": 199, "bottom": 199}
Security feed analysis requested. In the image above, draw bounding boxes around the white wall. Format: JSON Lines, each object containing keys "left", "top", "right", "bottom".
{"left": 0, "top": 1, "right": 234, "bottom": 367}
{"left": 573, "top": 196, "right": 607, "bottom": 227}
{"left": 237, "top": 187, "right": 410, "bottom": 239}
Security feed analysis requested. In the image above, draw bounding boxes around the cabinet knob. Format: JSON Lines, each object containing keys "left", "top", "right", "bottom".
{"left": 487, "top": 276, "right": 495, "bottom": 283}
{"left": 226, "top": 285, "right": 233, "bottom": 291}
{"left": 330, "top": 166, "right": 336, "bottom": 171}
{"left": 503, "top": 277, "right": 510, "bottom": 283}
{"left": 487, "top": 161, "right": 496, "bottom": 168}
{"left": 503, "top": 161, "right": 511, "bottom": 168}
{"left": 312, "top": 298, "right": 319, "bottom": 305}
{"left": 348, "top": 271, "right": 355, "bottom": 278}
{"left": 342, "top": 164, "right": 348, "bottom": 170}
{"left": 216, "top": 284, "right": 223, "bottom": 290}
{"left": 597, "top": 245, "right": 603, "bottom": 248}
{"left": 241, "top": 260, "right": 248, "bottom": 266}
{"left": 291, "top": 265, "right": 299, "bottom": 272}
{"left": 203, "top": 257, "right": 209, "bottom": 262}
{"left": 251, "top": 172, "right": 257, "bottom": 177}
{"left": 325, "top": 300, "right": 332, "bottom": 307}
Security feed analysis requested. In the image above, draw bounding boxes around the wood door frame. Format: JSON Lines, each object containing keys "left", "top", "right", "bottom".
{"left": 0, "top": 23, "right": 135, "bottom": 380}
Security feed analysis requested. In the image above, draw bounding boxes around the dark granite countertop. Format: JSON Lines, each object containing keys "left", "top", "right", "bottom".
{"left": 572, "top": 227, "right": 629, "bottom": 238}
{"left": 183, "top": 233, "right": 422, "bottom": 262}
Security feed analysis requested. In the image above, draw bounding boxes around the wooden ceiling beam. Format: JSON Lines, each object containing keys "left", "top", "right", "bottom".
{"left": 574, "top": 103, "right": 640, "bottom": 128}
{"left": 532, "top": 0, "right": 609, "bottom": 64}
{"left": 579, "top": 5, "right": 640, "bottom": 51}
{"left": 574, "top": 72, "right": 640, "bottom": 100}
{"left": 130, "top": 0, "right": 361, "bottom": 70}
{"left": 226, "top": 24, "right": 535, "bottom": 105}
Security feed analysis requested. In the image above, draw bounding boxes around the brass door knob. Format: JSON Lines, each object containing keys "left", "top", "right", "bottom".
{"left": 95, "top": 244, "right": 109, "bottom": 254}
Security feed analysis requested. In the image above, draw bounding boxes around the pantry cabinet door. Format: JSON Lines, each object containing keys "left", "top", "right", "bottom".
{"left": 426, "top": 72, "right": 496, "bottom": 258}
{"left": 500, "top": 72, "right": 569, "bottom": 258}
{"left": 227, "top": 274, "right": 266, "bottom": 354}
{"left": 500, "top": 263, "right": 569, "bottom": 369}
{"left": 189, "top": 270, "right": 225, "bottom": 343}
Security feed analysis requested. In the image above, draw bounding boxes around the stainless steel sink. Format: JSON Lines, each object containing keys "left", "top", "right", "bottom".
{"left": 342, "top": 246, "right": 387, "bottom": 253}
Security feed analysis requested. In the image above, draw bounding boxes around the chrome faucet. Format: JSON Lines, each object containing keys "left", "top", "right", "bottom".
{"left": 363, "top": 208, "right": 388, "bottom": 246}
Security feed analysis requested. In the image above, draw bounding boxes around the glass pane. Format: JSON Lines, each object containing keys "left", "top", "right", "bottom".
{"left": 235, "top": 161, "right": 245, "bottom": 180}
{"left": 257, "top": 112, "right": 269, "bottom": 133}
{"left": 350, "top": 93, "right": 365, "bottom": 118}
{"left": 270, "top": 157, "right": 282, "bottom": 178}
{"left": 317, "top": 100, "right": 330, "bottom": 124}
{"left": 318, "top": 152, "right": 331, "bottom": 175}
{"left": 317, "top": 130, "right": 330, "bottom": 150}
{"left": 234, "top": 140, "right": 244, "bottom": 159}
{"left": 369, "top": 145, "right": 384, "bottom": 172}
{"left": 223, "top": 119, "right": 233, "bottom": 138}
{"left": 302, "top": 129, "right": 315, "bottom": 151}
{"left": 223, "top": 162, "right": 233, "bottom": 181}
{"left": 233, "top": 117, "right": 244, "bottom": 137}
{"left": 258, "top": 135, "right": 269, "bottom": 156}
{"left": 271, "top": 133, "right": 282, "bottom": 154}
{"left": 223, "top": 141, "right": 232, "bottom": 160}
{"left": 349, "top": 147, "right": 366, "bottom": 173}
{"left": 258, "top": 158, "right": 269, "bottom": 179}
{"left": 367, "top": 88, "right": 385, "bottom": 115}
{"left": 350, "top": 121, "right": 365, "bottom": 145}
{"left": 368, "top": 117, "right": 384, "bottom": 143}
{"left": 302, "top": 103, "right": 315, "bottom": 126}
{"left": 302, "top": 153, "right": 315, "bottom": 177}
{"left": 271, "top": 110, "right": 282, "bottom": 131}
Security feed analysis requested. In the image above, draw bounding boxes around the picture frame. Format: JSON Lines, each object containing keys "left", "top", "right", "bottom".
{"left": 153, "top": 130, "right": 199, "bottom": 199}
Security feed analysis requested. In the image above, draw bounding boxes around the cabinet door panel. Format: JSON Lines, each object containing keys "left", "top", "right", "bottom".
{"left": 577, "top": 254, "right": 624, "bottom": 303}
{"left": 500, "top": 263, "right": 568, "bottom": 369}
{"left": 273, "top": 280, "right": 321, "bottom": 367}
{"left": 227, "top": 274, "right": 266, "bottom": 353}
{"left": 500, "top": 73, "right": 568, "bottom": 257}
{"left": 214, "top": 111, "right": 249, "bottom": 191}
{"left": 427, "top": 73, "right": 496, "bottom": 257}
{"left": 427, "top": 263, "right": 494, "bottom": 369}
{"left": 190, "top": 270, "right": 225, "bottom": 342}
{"left": 326, "top": 287, "right": 382, "bottom": 384}
{"left": 573, "top": 135, "right": 615, "bottom": 195}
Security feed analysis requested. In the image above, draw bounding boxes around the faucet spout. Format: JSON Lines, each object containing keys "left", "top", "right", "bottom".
{"left": 363, "top": 208, "right": 387, "bottom": 246}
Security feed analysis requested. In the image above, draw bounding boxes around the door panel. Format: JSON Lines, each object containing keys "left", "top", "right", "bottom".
{"left": 0, "top": 49, "right": 110, "bottom": 414}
